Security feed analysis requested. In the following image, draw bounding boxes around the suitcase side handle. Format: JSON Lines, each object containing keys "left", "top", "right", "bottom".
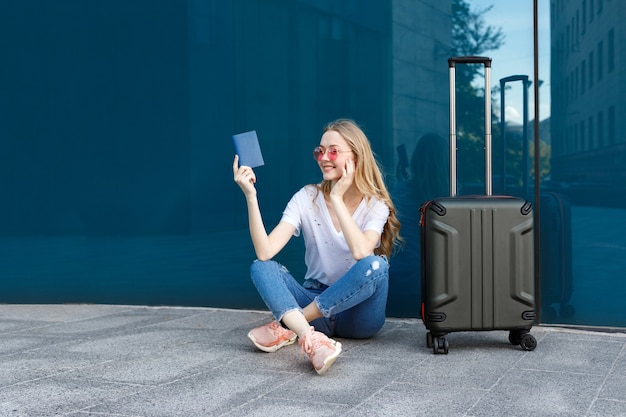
{"left": 449, "top": 56, "right": 492, "bottom": 196}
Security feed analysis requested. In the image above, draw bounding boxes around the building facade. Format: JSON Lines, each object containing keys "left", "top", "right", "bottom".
{"left": 550, "top": 0, "right": 626, "bottom": 198}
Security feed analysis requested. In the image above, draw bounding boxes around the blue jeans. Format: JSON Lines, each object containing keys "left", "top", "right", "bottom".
{"left": 249, "top": 255, "right": 389, "bottom": 339}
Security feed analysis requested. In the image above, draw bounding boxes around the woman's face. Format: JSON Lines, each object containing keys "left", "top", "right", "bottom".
{"left": 315, "top": 130, "right": 354, "bottom": 182}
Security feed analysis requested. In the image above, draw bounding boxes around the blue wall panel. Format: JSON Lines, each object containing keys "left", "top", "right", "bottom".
{"left": 1, "top": 0, "right": 625, "bottom": 328}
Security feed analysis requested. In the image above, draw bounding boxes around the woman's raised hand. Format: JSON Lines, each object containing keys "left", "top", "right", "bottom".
{"left": 233, "top": 155, "right": 257, "bottom": 197}
{"left": 330, "top": 157, "right": 355, "bottom": 199}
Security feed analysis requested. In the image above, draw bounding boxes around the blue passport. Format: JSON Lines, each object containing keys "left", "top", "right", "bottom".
{"left": 232, "top": 130, "right": 265, "bottom": 168}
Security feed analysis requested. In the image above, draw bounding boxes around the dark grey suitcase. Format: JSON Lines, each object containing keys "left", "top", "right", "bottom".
{"left": 420, "top": 56, "right": 537, "bottom": 354}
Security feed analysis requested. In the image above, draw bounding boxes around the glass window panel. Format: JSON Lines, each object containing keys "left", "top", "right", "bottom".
{"left": 1, "top": 0, "right": 625, "bottom": 329}
{"left": 545, "top": 0, "right": 626, "bottom": 328}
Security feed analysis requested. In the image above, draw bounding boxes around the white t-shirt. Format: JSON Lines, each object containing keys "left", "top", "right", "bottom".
{"left": 280, "top": 185, "right": 389, "bottom": 286}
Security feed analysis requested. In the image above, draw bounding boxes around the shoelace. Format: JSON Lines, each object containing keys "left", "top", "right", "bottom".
{"left": 300, "top": 328, "right": 328, "bottom": 356}
{"left": 268, "top": 321, "right": 281, "bottom": 334}
{"left": 267, "top": 321, "right": 291, "bottom": 338}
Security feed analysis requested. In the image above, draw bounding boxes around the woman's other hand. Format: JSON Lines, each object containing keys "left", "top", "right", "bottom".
{"left": 330, "top": 156, "right": 355, "bottom": 199}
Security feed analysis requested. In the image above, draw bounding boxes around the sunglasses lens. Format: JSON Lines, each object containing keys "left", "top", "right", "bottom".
{"left": 313, "top": 146, "right": 341, "bottom": 161}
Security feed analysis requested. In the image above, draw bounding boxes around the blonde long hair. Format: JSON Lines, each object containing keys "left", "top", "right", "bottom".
{"left": 317, "top": 119, "right": 401, "bottom": 258}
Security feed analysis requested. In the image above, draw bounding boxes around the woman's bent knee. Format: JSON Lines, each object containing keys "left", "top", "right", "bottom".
{"left": 356, "top": 255, "right": 389, "bottom": 276}
{"left": 250, "top": 259, "right": 284, "bottom": 277}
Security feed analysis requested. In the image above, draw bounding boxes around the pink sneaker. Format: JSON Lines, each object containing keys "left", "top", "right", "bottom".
{"left": 299, "top": 326, "right": 342, "bottom": 375}
{"left": 247, "top": 321, "right": 297, "bottom": 353}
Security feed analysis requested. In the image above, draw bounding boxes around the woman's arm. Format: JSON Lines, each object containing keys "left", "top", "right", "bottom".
{"left": 331, "top": 195, "right": 381, "bottom": 260}
{"left": 233, "top": 156, "right": 295, "bottom": 260}
{"left": 329, "top": 158, "right": 382, "bottom": 260}
{"left": 245, "top": 191, "right": 294, "bottom": 260}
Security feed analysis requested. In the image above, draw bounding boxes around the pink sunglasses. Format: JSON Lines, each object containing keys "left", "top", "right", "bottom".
{"left": 313, "top": 146, "right": 351, "bottom": 161}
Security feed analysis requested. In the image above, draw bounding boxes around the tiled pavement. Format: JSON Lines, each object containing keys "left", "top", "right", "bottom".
{"left": 0, "top": 304, "right": 625, "bottom": 416}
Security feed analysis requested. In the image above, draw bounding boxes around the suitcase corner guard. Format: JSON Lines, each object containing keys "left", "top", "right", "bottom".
{"left": 521, "top": 201, "right": 533, "bottom": 215}
{"left": 428, "top": 201, "right": 446, "bottom": 216}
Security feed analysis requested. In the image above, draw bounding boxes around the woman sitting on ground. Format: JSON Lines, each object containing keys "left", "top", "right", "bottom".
{"left": 233, "top": 118, "right": 401, "bottom": 375}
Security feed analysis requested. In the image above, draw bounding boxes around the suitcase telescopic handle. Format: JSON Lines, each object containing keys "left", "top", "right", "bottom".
{"left": 448, "top": 56, "right": 492, "bottom": 67}
{"left": 448, "top": 56, "right": 492, "bottom": 196}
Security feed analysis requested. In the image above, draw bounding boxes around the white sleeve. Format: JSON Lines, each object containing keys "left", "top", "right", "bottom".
{"left": 363, "top": 198, "right": 390, "bottom": 234}
{"left": 280, "top": 186, "right": 313, "bottom": 237}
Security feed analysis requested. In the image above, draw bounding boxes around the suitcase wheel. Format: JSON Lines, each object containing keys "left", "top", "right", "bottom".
{"left": 508, "top": 330, "right": 523, "bottom": 346}
{"left": 519, "top": 334, "right": 537, "bottom": 351}
{"left": 426, "top": 332, "right": 433, "bottom": 348}
{"left": 432, "top": 335, "right": 449, "bottom": 354}
{"left": 509, "top": 330, "right": 537, "bottom": 352}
